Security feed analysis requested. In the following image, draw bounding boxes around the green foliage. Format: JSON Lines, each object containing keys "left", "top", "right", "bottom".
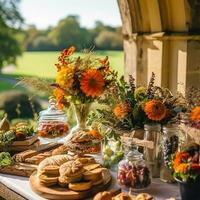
{"left": 0, "top": 91, "right": 41, "bottom": 120}
{"left": 0, "top": 0, "right": 23, "bottom": 69}
{"left": 0, "top": 152, "right": 13, "bottom": 167}
{"left": 21, "top": 16, "right": 122, "bottom": 51}
{"left": 95, "top": 30, "right": 123, "bottom": 50}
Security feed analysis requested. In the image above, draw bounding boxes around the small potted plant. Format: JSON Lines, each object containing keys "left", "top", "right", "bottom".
{"left": 171, "top": 145, "right": 200, "bottom": 200}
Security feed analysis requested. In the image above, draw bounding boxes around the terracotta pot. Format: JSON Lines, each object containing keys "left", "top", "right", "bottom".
{"left": 175, "top": 178, "right": 200, "bottom": 200}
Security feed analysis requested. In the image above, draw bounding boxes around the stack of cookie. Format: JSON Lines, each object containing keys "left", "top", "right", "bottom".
{"left": 37, "top": 155, "right": 107, "bottom": 192}
{"left": 39, "top": 165, "right": 60, "bottom": 186}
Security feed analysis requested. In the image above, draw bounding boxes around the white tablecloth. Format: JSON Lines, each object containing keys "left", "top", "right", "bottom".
{"left": 0, "top": 172, "right": 180, "bottom": 200}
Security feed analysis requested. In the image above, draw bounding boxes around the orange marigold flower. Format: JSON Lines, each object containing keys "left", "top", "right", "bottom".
{"left": 80, "top": 69, "right": 105, "bottom": 98}
{"left": 173, "top": 152, "right": 190, "bottom": 170}
{"left": 53, "top": 88, "right": 65, "bottom": 109}
{"left": 175, "top": 163, "right": 190, "bottom": 173}
{"left": 144, "top": 100, "right": 167, "bottom": 121}
{"left": 190, "top": 106, "right": 200, "bottom": 121}
{"left": 113, "top": 103, "right": 131, "bottom": 120}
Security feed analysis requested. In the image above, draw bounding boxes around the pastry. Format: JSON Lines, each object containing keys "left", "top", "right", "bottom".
{"left": 68, "top": 181, "right": 92, "bottom": 191}
{"left": 113, "top": 192, "right": 134, "bottom": 200}
{"left": 66, "top": 131, "right": 101, "bottom": 154}
{"left": 93, "top": 191, "right": 112, "bottom": 200}
{"left": 39, "top": 174, "right": 58, "bottom": 186}
{"left": 76, "top": 157, "right": 96, "bottom": 165}
{"left": 83, "top": 168, "right": 103, "bottom": 181}
{"left": 136, "top": 193, "right": 154, "bottom": 200}
{"left": 42, "top": 165, "right": 60, "bottom": 176}
{"left": 58, "top": 174, "right": 82, "bottom": 186}
{"left": 59, "top": 160, "right": 84, "bottom": 177}
{"left": 14, "top": 150, "right": 38, "bottom": 162}
{"left": 92, "top": 178, "right": 103, "bottom": 186}
{"left": 52, "top": 144, "right": 68, "bottom": 155}
{"left": 83, "top": 163, "right": 101, "bottom": 171}
{"left": 58, "top": 176, "right": 68, "bottom": 187}
{"left": 37, "top": 155, "right": 72, "bottom": 176}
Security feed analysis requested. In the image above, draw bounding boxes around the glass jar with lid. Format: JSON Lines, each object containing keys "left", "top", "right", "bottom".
{"left": 37, "top": 98, "right": 69, "bottom": 142}
{"left": 160, "top": 124, "right": 179, "bottom": 182}
{"left": 117, "top": 146, "right": 151, "bottom": 190}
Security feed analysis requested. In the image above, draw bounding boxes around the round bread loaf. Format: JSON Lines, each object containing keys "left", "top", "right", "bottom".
{"left": 37, "top": 155, "right": 72, "bottom": 176}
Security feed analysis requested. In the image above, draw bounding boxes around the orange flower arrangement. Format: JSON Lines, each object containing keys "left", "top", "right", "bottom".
{"left": 113, "top": 102, "right": 131, "bottom": 120}
{"left": 173, "top": 152, "right": 190, "bottom": 172}
{"left": 190, "top": 106, "right": 200, "bottom": 121}
{"left": 52, "top": 46, "right": 115, "bottom": 107}
{"left": 144, "top": 100, "right": 166, "bottom": 121}
{"left": 171, "top": 148, "right": 200, "bottom": 182}
{"left": 80, "top": 69, "right": 105, "bottom": 98}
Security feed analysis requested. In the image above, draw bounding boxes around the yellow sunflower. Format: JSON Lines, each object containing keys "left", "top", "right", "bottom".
{"left": 80, "top": 69, "right": 105, "bottom": 97}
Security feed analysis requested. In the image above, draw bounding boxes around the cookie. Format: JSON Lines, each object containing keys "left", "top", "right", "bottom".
{"left": 42, "top": 165, "right": 60, "bottom": 176}
{"left": 83, "top": 163, "right": 101, "bottom": 171}
{"left": 39, "top": 174, "right": 58, "bottom": 186}
{"left": 83, "top": 168, "right": 103, "bottom": 181}
{"left": 68, "top": 181, "right": 92, "bottom": 191}
{"left": 92, "top": 178, "right": 103, "bottom": 186}
{"left": 59, "top": 160, "right": 84, "bottom": 177}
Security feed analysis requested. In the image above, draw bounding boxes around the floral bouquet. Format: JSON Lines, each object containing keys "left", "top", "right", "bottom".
{"left": 180, "top": 87, "right": 200, "bottom": 144}
{"left": 90, "top": 72, "right": 186, "bottom": 132}
{"left": 172, "top": 146, "right": 200, "bottom": 182}
{"left": 52, "top": 47, "right": 117, "bottom": 146}
{"left": 171, "top": 145, "right": 200, "bottom": 200}
{"left": 52, "top": 46, "right": 115, "bottom": 108}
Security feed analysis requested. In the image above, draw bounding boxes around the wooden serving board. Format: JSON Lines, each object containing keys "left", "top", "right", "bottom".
{"left": 0, "top": 140, "right": 41, "bottom": 152}
{"left": 30, "top": 170, "right": 112, "bottom": 200}
{"left": 0, "top": 163, "right": 37, "bottom": 177}
{"left": 12, "top": 135, "right": 38, "bottom": 146}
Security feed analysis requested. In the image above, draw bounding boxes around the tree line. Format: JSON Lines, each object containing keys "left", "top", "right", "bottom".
{"left": 19, "top": 15, "right": 123, "bottom": 51}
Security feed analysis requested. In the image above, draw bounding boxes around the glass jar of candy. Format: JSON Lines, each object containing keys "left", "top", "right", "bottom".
{"left": 37, "top": 98, "right": 69, "bottom": 142}
{"left": 117, "top": 146, "right": 151, "bottom": 190}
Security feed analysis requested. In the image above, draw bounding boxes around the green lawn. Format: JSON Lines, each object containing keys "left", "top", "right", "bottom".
{"left": 9, "top": 50, "right": 124, "bottom": 79}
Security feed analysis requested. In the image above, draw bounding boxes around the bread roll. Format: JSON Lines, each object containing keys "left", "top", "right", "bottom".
{"left": 37, "top": 155, "right": 72, "bottom": 176}
{"left": 136, "top": 193, "right": 154, "bottom": 200}
{"left": 93, "top": 191, "right": 112, "bottom": 200}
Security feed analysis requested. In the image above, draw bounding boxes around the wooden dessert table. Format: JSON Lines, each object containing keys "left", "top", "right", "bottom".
{"left": 0, "top": 139, "right": 180, "bottom": 200}
{"left": 0, "top": 171, "right": 180, "bottom": 200}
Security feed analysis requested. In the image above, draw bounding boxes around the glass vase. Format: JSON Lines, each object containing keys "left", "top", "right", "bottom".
{"left": 143, "top": 124, "right": 162, "bottom": 178}
{"left": 65, "top": 103, "right": 91, "bottom": 142}
{"left": 160, "top": 124, "right": 179, "bottom": 183}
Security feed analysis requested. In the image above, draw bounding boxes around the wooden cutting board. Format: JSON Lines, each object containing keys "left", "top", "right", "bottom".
{"left": 30, "top": 169, "right": 112, "bottom": 200}
{"left": 0, "top": 163, "right": 37, "bottom": 177}
{"left": 0, "top": 140, "right": 40, "bottom": 152}
{"left": 12, "top": 135, "right": 38, "bottom": 146}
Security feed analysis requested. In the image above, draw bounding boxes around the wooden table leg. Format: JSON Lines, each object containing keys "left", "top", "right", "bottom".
{"left": 0, "top": 182, "right": 27, "bottom": 200}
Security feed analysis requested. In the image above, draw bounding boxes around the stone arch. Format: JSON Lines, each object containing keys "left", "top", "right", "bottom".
{"left": 118, "top": 0, "right": 200, "bottom": 93}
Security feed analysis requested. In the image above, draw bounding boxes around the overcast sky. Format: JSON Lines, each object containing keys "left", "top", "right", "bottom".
{"left": 19, "top": 0, "right": 122, "bottom": 29}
